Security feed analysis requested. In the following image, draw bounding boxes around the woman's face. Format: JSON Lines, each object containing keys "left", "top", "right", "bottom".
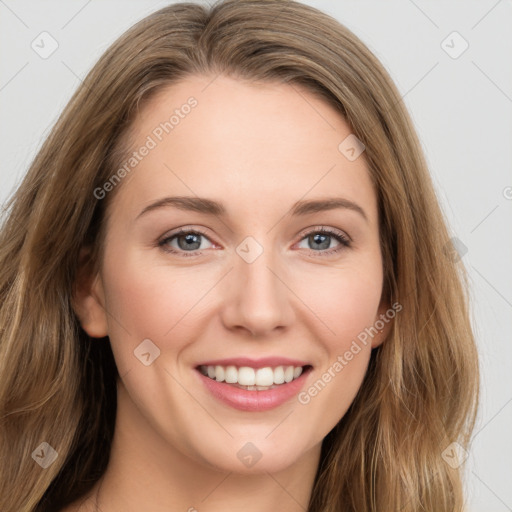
{"left": 79, "top": 74, "right": 389, "bottom": 474}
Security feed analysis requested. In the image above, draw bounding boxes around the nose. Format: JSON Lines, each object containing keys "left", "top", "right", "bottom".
{"left": 220, "top": 239, "right": 295, "bottom": 338}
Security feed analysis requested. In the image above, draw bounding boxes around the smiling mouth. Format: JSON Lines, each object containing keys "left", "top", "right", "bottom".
{"left": 197, "top": 364, "right": 313, "bottom": 391}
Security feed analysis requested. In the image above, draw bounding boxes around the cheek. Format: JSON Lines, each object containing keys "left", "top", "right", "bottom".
{"left": 295, "top": 268, "right": 381, "bottom": 431}
{"left": 295, "top": 260, "right": 384, "bottom": 346}
{"left": 293, "top": 262, "right": 382, "bottom": 429}
{"left": 99, "top": 249, "right": 219, "bottom": 366}
{"left": 298, "top": 346, "right": 371, "bottom": 439}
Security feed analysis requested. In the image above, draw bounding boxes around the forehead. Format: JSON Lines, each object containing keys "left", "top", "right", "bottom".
{"left": 111, "top": 74, "right": 377, "bottom": 225}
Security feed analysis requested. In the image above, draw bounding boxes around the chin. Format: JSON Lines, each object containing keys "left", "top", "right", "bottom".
{"left": 191, "top": 435, "right": 314, "bottom": 475}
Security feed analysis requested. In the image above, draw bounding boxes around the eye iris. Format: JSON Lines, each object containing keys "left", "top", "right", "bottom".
{"left": 310, "top": 233, "right": 330, "bottom": 250}
{"left": 178, "top": 233, "right": 201, "bottom": 250}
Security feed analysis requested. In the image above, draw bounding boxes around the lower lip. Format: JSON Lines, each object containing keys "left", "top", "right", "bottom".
{"left": 196, "top": 367, "right": 312, "bottom": 412}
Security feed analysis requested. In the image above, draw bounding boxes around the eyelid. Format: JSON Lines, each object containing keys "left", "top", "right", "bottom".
{"left": 295, "top": 225, "right": 352, "bottom": 244}
{"left": 158, "top": 226, "right": 211, "bottom": 242}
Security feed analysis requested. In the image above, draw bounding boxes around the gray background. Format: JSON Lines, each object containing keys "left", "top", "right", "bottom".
{"left": 1, "top": 1, "right": 511, "bottom": 510}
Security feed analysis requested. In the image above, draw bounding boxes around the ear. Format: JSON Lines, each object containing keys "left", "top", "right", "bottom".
{"left": 72, "top": 247, "right": 109, "bottom": 338}
{"left": 371, "top": 300, "right": 396, "bottom": 349}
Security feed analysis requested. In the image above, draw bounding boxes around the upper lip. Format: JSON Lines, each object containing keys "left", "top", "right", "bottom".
{"left": 196, "top": 357, "right": 311, "bottom": 369}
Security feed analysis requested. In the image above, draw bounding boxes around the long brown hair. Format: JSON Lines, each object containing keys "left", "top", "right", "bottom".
{"left": 0, "top": 1, "right": 479, "bottom": 510}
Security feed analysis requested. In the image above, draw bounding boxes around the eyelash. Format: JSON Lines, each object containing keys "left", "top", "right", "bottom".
{"left": 157, "top": 226, "right": 351, "bottom": 258}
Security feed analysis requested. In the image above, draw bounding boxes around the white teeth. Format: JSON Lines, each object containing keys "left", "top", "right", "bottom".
{"left": 273, "top": 366, "right": 285, "bottom": 384}
{"left": 255, "top": 367, "right": 274, "bottom": 387}
{"left": 238, "top": 367, "right": 255, "bottom": 386}
{"left": 225, "top": 365, "right": 237, "bottom": 384}
{"left": 199, "top": 364, "right": 307, "bottom": 386}
{"left": 215, "top": 365, "right": 225, "bottom": 382}
{"left": 284, "top": 366, "right": 294, "bottom": 383}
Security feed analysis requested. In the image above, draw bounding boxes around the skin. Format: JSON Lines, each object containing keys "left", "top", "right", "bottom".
{"left": 68, "top": 74, "right": 390, "bottom": 512}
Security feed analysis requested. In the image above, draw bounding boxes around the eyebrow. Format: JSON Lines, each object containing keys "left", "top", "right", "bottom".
{"left": 136, "top": 196, "right": 368, "bottom": 222}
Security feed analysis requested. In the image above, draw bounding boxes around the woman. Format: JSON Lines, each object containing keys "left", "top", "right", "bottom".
{"left": 0, "top": 1, "right": 479, "bottom": 511}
